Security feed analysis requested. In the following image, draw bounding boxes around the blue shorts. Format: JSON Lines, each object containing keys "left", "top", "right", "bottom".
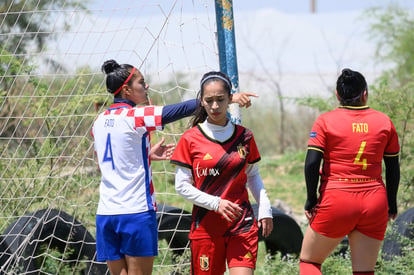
{"left": 96, "top": 211, "right": 158, "bottom": 262}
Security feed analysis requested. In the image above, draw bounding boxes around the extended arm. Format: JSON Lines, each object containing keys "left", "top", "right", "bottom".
{"left": 232, "top": 92, "right": 258, "bottom": 108}
{"left": 162, "top": 99, "right": 198, "bottom": 125}
{"left": 162, "top": 93, "right": 258, "bottom": 125}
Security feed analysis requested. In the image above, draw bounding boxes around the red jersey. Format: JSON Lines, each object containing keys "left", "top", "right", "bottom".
{"left": 171, "top": 124, "right": 261, "bottom": 239}
{"left": 308, "top": 106, "right": 399, "bottom": 190}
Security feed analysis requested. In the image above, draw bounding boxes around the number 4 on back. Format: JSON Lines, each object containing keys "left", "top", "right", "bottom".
{"left": 103, "top": 133, "right": 115, "bottom": 170}
{"left": 354, "top": 141, "right": 367, "bottom": 170}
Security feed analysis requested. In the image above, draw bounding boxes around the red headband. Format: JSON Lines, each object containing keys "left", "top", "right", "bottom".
{"left": 113, "top": 67, "right": 136, "bottom": 95}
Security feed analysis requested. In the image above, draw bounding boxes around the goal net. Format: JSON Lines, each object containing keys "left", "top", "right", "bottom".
{"left": 0, "top": 0, "right": 224, "bottom": 273}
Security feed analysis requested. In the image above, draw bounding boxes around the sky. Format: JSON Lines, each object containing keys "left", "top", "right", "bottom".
{"left": 233, "top": 0, "right": 414, "bottom": 13}
{"left": 89, "top": 0, "right": 414, "bottom": 14}
{"left": 52, "top": 0, "right": 414, "bottom": 98}
{"left": 76, "top": 0, "right": 414, "bottom": 74}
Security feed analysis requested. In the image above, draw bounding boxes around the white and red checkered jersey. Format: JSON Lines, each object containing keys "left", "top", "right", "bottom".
{"left": 92, "top": 102, "right": 163, "bottom": 215}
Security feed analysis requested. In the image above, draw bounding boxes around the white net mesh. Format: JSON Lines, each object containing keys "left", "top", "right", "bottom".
{"left": 0, "top": 1, "right": 219, "bottom": 273}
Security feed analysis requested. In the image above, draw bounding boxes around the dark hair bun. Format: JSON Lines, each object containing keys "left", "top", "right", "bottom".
{"left": 101, "top": 59, "right": 120, "bottom": 74}
{"left": 341, "top": 68, "right": 353, "bottom": 82}
{"left": 336, "top": 68, "right": 367, "bottom": 104}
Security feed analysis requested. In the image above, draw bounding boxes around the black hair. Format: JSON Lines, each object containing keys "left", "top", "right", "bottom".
{"left": 336, "top": 68, "right": 368, "bottom": 106}
{"left": 190, "top": 71, "right": 232, "bottom": 127}
{"left": 101, "top": 59, "right": 135, "bottom": 98}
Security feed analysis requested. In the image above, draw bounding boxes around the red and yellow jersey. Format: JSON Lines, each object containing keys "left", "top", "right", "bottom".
{"left": 308, "top": 106, "right": 399, "bottom": 190}
{"left": 171, "top": 124, "right": 261, "bottom": 239}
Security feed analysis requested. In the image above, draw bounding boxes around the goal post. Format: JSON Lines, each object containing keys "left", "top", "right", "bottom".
{"left": 215, "top": 0, "right": 242, "bottom": 125}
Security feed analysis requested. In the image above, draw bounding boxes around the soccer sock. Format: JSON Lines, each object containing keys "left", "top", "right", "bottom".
{"left": 299, "top": 259, "right": 322, "bottom": 275}
{"left": 353, "top": 272, "right": 374, "bottom": 275}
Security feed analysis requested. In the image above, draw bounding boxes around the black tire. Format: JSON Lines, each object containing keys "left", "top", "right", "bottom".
{"left": 0, "top": 234, "right": 12, "bottom": 271}
{"left": 251, "top": 203, "right": 303, "bottom": 257}
{"left": 334, "top": 236, "right": 349, "bottom": 257}
{"left": 382, "top": 207, "right": 414, "bottom": 260}
{"left": 157, "top": 204, "right": 192, "bottom": 256}
{"left": 157, "top": 204, "right": 304, "bottom": 258}
{"left": 1, "top": 208, "right": 108, "bottom": 275}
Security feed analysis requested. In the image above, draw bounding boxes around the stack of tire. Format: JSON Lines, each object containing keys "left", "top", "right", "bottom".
{"left": 382, "top": 207, "right": 414, "bottom": 260}
{"left": 0, "top": 203, "right": 304, "bottom": 273}
{"left": 156, "top": 203, "right": 304, "bottom": 258}
{"left": 0, "top": 209, "right": 107, "bottom": 274}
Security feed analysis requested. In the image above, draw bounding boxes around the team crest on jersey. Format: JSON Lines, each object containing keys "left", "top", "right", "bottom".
{"left": 200, "top": 254, "right": 209, "bottom": 271}
{"left": 310, "top": 131, "right": 317, "bottom": 138}
{"left": 237, "top": 144, "right": 246, "bottom": 159}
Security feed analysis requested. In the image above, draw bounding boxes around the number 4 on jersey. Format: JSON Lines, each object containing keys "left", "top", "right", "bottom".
{"left": 103, "top": 133, "right": 115, "bottom": 170}
{"left": 354, "top": 141, "right": 367, "bottom": 170}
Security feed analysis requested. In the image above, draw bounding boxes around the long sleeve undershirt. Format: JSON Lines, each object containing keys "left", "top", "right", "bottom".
{"left": 162, "top": 99, "right": 197, "bottom": 125}
{"left": 175, "top": 120, "right": 272, "bottom": 220}
{"left": 304, "top": 149, "right": 323, "bottom": 211}
{"left": 384, "top": 155, "right": 400, "bottom": 214}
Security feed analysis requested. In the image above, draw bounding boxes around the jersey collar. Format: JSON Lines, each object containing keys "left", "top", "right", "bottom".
{"left": 108, "top": 98, "right": 136, "bottom": 110}
{"left": 338, "top": 105, "right": 370, "bottom": 110}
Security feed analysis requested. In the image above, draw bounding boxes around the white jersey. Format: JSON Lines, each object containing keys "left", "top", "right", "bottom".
{"left": 92, "top": 102, "right": 164, "bottom": 215}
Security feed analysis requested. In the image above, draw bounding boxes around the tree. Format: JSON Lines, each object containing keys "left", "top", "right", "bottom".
{"left": 0, "top": 0, "right": 88, "bottom": 55}
{"left": 0, "top": 0, "right": 89, "bottom": 138}
{"left": 366, "top": 5, "right": 414, "bottom": 85}
{"left": 365, "top": 4, "right": 414, "bottom": 208}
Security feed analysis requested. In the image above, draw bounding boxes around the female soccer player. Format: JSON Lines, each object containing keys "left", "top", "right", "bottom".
{"left": 92, "top": 60, "right": 255, "bottom": 275}
{"left": 299, "top": 68, "right": 400, "bottom": 275}
{"left": 170, "top": 71, "right": 273, "bottom": 275}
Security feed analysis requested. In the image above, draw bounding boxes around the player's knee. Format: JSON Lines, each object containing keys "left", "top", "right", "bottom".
{"left": 299, "top": 259, "right": 322, "bottom": 275}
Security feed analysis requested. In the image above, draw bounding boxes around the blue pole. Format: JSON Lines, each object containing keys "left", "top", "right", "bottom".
{"left": 214, "top": 0, "right": 241, "bottom": 125}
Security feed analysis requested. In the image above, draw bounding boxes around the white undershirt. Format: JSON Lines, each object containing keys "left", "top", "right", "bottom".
{"left": 175, "top": 120, "right": 272, "bottom": 220}
{"left": 199, "top": 119, "right": 234, "bottom": 142}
